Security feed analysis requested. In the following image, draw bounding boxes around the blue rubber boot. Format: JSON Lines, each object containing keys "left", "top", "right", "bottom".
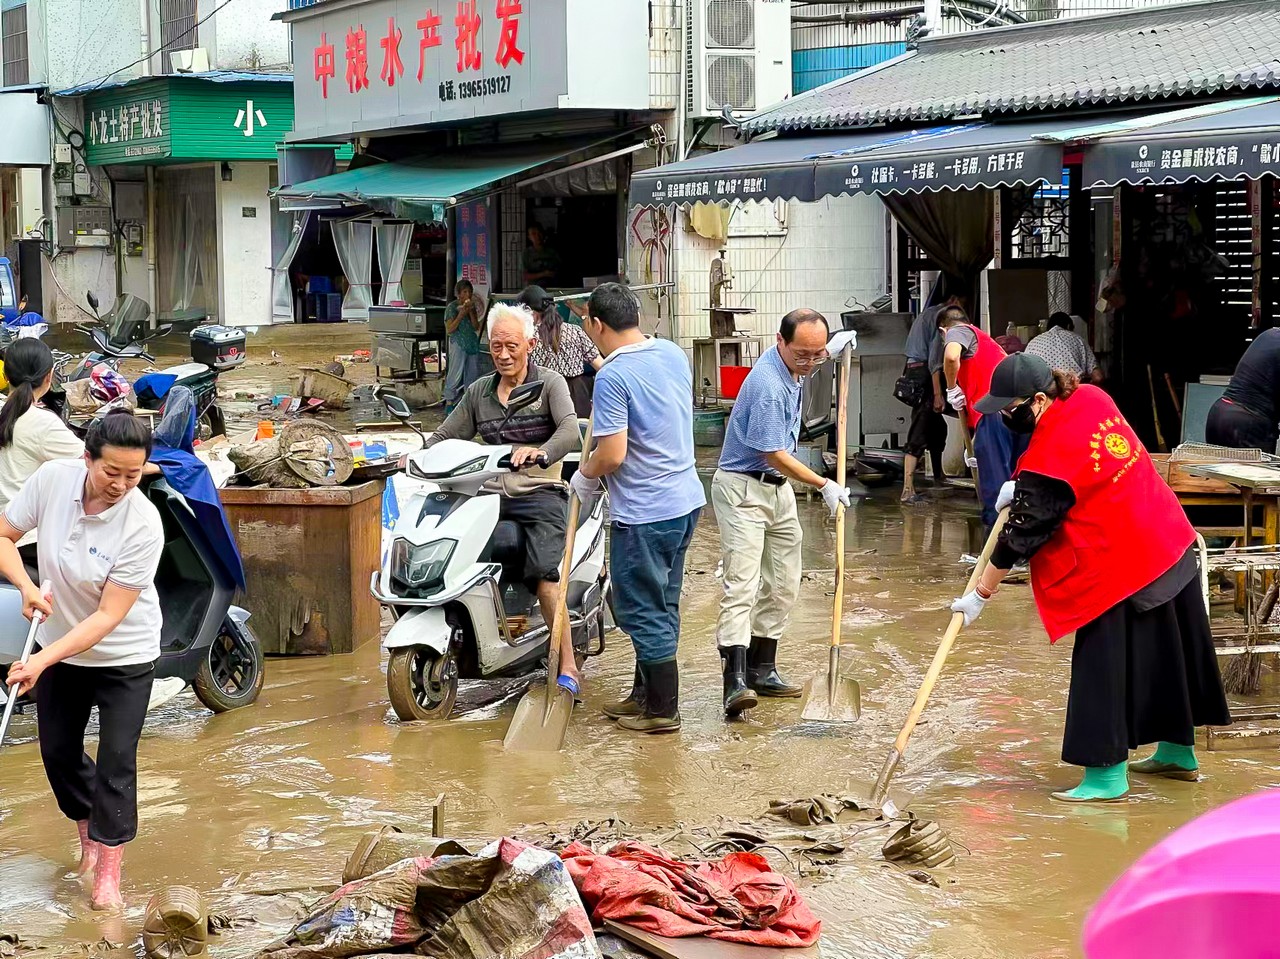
{"left": 1050, "top": 761, "right": 1129, "bottom": 803}
{"left": 1131, "top": 742, "right": 1200, "bottom": 781}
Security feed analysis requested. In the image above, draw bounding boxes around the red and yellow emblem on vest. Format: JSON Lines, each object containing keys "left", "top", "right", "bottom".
{"left": 1104, "top": 433, "right": 1131, "bottom": 459}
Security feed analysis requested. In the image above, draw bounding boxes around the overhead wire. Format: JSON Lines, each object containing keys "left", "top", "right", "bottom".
{"left": 78, "top": 0, "right": 241, "bottom": 94}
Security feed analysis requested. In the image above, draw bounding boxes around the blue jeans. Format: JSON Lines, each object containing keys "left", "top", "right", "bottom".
{"left": 444, "top": 341, "right": 483, "bottom": 406}
{"left": 610, "top": 509, "right": 701, "bottom": 664}
{"left": 974, "top": 413, "right": 1030, "bottom": 529}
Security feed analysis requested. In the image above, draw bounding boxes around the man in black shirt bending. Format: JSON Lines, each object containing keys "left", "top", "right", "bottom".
{"left": 1206, "top": 328, "right": 1280, "bottom": 452}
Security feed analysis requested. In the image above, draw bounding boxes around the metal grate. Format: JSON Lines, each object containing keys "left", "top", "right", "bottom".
{"left": 706, "top": 53, "right": 755, "bottom": 110}
{"left": 2, "top": 4, "right": 28, "bottom": 87}
{"left": 1171, "top": 443, "right": 1267, "bottom": 464}
{"left": 159, "top": 0, "right": 198, "bottom": 74}
{"left": 705, "top": 0, "right": 753, "bottom": 48}
{"left": 1209, "top": 181, "right": 1254, "bottom": 329}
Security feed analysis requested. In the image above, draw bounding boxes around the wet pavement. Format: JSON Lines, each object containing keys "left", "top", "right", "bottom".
{"left": 6, "top": 328, "right": 1280, "bottom": 956}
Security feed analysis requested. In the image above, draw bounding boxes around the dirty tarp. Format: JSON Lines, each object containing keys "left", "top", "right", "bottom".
{"left": 258, "top": 838, "right": 599, "bottom": 959}
{"left": 561, "top": 842, "right": 821, "bottom": 948}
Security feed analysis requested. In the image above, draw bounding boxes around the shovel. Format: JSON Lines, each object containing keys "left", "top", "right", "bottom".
{"left": 868, "top": 509, "right": 1009, "bottom": 816}
{"left": 799, "top": 343, "right": 861, "bottom": 722}
{"left": 0, "top": 581, "right": 52, "bottom": 749}
{"left": 503, "top": 426, "right": 593, "bottom": 752}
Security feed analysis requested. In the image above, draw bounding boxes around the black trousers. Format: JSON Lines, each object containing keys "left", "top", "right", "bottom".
{"left": 1063, "top": 575, "right": 1229, "bottom": 768}
{"left": 1205, "top": 397, "right": 1278, "bottom": 452}
{"left": 499, "top": 486, "right": 569, "bottom": 585}
{"left": 36, "top": 660, "right": 155, "bottom": 846}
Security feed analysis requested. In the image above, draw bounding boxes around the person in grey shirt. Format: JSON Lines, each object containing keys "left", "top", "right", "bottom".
{"left": 424, "top": 301, "right": 582, "bottom": 688}
{"left": 900, "top": 296, "right": 959, "bottom": 503}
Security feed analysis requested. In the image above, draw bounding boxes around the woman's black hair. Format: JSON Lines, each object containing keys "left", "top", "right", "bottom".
{"left": 517, "top": 284, "right": 560, "bottom": 351}
{"left": 85, "top": 409, "right": 153, "bottom": 460}
{"left": 0, "top": 338, "right": 55, "bottom": 449}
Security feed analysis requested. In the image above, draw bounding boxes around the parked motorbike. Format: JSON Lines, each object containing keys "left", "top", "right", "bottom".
{"left": 0, "top": 400, "right": 265, "bottom": 716}
{"left": 371, "top": 387, "right": 610, "bottom": 721}
{"left": 64, "top": 292, "right": 239, "bottom": 437}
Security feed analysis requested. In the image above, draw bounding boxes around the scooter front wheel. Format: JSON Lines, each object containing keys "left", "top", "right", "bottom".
{"left": 387, "top": 647, "right": 458, "bottom": 721}
{"left": 194, "top": 622, "right": 265, "bottom": 713}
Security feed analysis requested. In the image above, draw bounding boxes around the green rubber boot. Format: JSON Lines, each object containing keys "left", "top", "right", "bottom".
{"left": 1131, "top": 742, "right": 1200, "bottom": 781}
{"left": 1050, "top": 761, "right": 1129, "bottom": 803}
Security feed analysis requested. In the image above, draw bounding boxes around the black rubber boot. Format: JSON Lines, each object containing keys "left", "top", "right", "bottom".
{"left": 747, "top": 636, "right": 803, "bottom": 698}
{"left": 618, "top": 660, "right": 681, "bottom": 733}
{"left": 603, "top": 663, "right": 645, "bottom": 719}
{"left": 720, "top": 645, "right": 758, "bottom": 716}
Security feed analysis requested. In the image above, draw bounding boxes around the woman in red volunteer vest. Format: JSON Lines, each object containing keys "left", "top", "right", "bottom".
{"left": 937, "top": 306, "right": 1028, "bottom": 530}
{"left": 950, "top": 353, "right": 1229, "bottom": 804}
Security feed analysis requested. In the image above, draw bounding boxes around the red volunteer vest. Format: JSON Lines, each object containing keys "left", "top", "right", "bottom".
{"left": 955, "top": 325, "right": 1006, "bottom": 429}
{"left": 1016, "top": 385, "right": 1195, "bottom": 642}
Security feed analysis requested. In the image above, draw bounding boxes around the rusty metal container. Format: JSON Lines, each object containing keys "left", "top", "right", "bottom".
{"left": 219, "top": 481, "right": 384, "bottom": 655}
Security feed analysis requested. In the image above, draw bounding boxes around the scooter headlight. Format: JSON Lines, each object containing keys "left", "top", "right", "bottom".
{"left": 390, "top": 538, "right": 456, "bottom": 595}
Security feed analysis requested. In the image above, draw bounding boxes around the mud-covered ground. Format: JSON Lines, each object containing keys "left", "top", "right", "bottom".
{"left": 4, "top": 326, "right": 1280, "bottom": 958}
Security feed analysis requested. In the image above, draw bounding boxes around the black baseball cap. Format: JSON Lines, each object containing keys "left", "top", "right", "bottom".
{"left": 975, "top": 352, "right": 1055, "bottom": 415}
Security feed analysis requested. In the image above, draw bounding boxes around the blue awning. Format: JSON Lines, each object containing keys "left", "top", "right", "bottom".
{"left": 275, "top": 136, "right": 630, "bottom": 221}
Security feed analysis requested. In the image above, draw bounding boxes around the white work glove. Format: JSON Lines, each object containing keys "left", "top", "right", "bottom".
{"left": 950, "top": 588, "right": 988, "bottom": 627}
{"left": 995, "top": 480, "right": 1016, "bottom": 512}
{"left": 826, "top": 330, "right": 858, "bottom": 357}
{"left": 946, "top": 386, "right": 967, "bottom": 411}
{"left": 570, "top": 469, "right": 602, "bottom": 508}
{"left": 819, "top": 480, "right": 851, "bottom": 517}
{"left": 965, "top": 452, "right": 979, "bottom": 470}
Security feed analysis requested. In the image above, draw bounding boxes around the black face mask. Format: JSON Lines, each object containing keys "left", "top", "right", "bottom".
{"left": 1002, "top": 398, "right": 1038, "bottom": 434}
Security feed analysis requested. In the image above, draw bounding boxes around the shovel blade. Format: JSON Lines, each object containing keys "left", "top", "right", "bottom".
{"left": 502, "top": 685, "right": 574, "bottom": 752}
{"left": 798, "top": 673, "right": 862, "bottom": 722}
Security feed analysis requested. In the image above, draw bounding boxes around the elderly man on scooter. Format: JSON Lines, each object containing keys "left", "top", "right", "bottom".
{"left": 423, "top": 301, "right": 583, "bottom": 688}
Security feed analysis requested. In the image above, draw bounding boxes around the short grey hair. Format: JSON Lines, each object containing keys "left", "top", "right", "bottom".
{"left": 487, "top": 301, "right": 537, "bottom": 340}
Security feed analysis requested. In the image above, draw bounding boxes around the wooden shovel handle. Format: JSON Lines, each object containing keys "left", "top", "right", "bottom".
{"left": 889, "top": 508, "right": 1009, "bottom": 755}
{"left": 547, "top": 422, "right": 593, "bottom": 682}
{"left": 830, "top": 345, "right": 852, "bottom": 650}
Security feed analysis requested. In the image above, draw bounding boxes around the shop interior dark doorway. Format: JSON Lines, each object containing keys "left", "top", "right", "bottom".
{"left": 526, "top": 196, "right": 618, "bottom": 288}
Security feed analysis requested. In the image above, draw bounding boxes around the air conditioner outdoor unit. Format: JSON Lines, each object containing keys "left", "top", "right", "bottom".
{"left": 170, "top": 47, "right": 210, "bottom": 73}
{"left": 687, "top": 0, "right": 791, "bottom": 119}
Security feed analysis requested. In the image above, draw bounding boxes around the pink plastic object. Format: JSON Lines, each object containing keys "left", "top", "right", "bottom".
{"left": 1084, "top": 789, "right": 1280, "bottom": 959}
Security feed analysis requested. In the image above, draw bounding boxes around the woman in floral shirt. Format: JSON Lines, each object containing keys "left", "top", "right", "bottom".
{"left": 517, "top": 286, "right": 603, "bottom": 417}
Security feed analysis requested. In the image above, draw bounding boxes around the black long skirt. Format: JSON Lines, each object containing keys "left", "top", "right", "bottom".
{"left": 1062, "top": 575, "right": 1231, "bottom": 767}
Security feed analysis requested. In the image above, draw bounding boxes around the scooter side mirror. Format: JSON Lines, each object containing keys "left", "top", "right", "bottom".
{"left": 506, "top": 380, "right": 544, "bottom": 412}
{"left": 380, "top": 391, "right": 413, "bottom": 421}
{"left": 86, "top": 291, "right": 99, "bottom": 312}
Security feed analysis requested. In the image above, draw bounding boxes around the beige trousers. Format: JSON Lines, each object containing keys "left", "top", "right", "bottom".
{"left": 710, "top": 469, "right": 804, "bottom": 649}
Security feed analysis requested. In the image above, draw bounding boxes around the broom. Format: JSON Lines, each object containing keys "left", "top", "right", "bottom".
{"left": 1222, "top": 576, "right": 1275, "bottom": 696}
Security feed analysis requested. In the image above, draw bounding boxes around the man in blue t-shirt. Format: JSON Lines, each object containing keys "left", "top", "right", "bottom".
{"left": 712, "top": 309, "right": 851, "bottom": 717}
{"left": 571, "top": 283, "right": 705, "bottom": 734}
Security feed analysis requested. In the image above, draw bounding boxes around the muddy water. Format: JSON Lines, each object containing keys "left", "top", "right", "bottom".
{"left": 7, "top": 337, "right": 1280, "bottom": 955}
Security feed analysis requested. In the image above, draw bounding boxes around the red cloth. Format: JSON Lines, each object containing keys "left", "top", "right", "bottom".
{"left": 955, "top": 324, "right": 1007, "bottom": 429}
{"left": 560, "top": 841, "right": 821, "bottom": 947}
{"left": 1016, "top": 384, "right": 1195, "bottom": 641}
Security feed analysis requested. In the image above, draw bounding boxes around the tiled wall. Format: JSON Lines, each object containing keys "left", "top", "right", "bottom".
{"left": 649, "top": 0, "right": 682, "bottom": 110}
{"left": 662, "top": 194, "right": 888, "bottom": 346}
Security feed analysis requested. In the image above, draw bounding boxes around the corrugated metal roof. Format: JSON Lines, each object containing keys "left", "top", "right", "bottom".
{"left": 57, "top": 71, "right": 291, "bottom": 97}
{"left": 741, "top": 0, "right": 1280, "bottom": 135}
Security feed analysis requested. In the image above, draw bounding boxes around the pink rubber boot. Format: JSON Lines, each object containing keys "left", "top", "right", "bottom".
{"left": 91, "top": 843, "right": 124, "bottom": 911}
{"left": 75, "top": 820, "right": 98, "bottom": 877}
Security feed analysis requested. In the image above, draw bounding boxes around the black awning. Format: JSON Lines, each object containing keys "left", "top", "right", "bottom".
{"left": 628, "top": 135, "right": 832, "bottom": 207}
{"left": 630, "top": 117, "right": 1082, "bottom": 207}
{"left": 1070, "top": 96, "right": 1280, "bottom": 187}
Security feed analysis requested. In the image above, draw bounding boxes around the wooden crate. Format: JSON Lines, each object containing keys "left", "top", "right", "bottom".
{"left": 220, "top": 481, "right": 384, "bottom": 656}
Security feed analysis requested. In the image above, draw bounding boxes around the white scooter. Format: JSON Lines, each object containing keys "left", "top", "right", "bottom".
{"left": 371, "top": 387, "right": 611, "bottom": 721}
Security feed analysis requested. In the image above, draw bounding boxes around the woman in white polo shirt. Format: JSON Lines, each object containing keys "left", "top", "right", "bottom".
{"left": 0, "top": 410, "right": 164, "bottom": 911}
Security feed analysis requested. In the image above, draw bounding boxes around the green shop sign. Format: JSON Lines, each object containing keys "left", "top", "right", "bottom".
{"left": 84, "top": 79, "right": 298, "bottom": 165}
